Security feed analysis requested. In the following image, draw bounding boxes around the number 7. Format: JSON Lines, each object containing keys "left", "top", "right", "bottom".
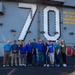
{"left": 18, "top": 3, "right": 37, "bottom": 40}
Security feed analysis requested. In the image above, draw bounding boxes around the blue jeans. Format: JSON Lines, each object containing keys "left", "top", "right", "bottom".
{"left": 55, "top": 53, "right": 60, "bottom": 64}
{"left": 36, "top": 51, "right": 44, "bottom": 65}
{"left": 43, "top": 53, "right": 50, "bottom": 64}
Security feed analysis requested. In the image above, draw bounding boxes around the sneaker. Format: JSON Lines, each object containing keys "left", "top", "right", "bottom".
{"left": 55, "top": 64, "right": 60, "bottom": 67}
{"left": 63, "top": 64, "right": 67, "bottom": 67}
{"left": 22, "top": 64, "right": 24, "bottom": 66}
{"left": 55, "top": 64, "right": 58, "bottom": 67}
{"left": 19, "top": 64, "right": 22, "bottom": 66}
{"left": 3, "top": 65, "right": 5, "bottom": 67}
{"left": 47, "top": 64, "right": 49, "bottom": 67}
{"left": 57, "top": 64, "right": 60, "bottom": 67}
{"left": 43, "top": 64, "right": 46, "bottom": 67}
{"left": 23, "top": 64, "right": 26, "bottom": 67}
{"left": 50, "top": 64, "right": 54, "bottom": 67}
{"left": 15, "top": 64, "right": 18, "bottom": 66}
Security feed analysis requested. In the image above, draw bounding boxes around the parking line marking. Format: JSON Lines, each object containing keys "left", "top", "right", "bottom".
{"left": 7, "top": 69, "right": 16, "bottom": 75}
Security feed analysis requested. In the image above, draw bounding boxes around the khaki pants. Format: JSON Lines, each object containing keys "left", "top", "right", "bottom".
{"left": 3, "top": 52, "right": 10, "bottom": 65}
{"left": 11, "top": 54, "right": 17, "bottom": 65}
{"left": 49, "top": 53, "right": 54, "bottom": 64}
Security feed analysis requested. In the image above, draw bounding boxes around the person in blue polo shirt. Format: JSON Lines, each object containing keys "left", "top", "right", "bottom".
{"left": 20, "top": 42, "right": 27, "bottom": 66}
{"left": 2, "top": 40, "right": 11, "bottom": 67}
{"left": 36, "top": 39, "right": 43, "bottom": 65}
{"left": 48, "top": 40, "right": 55, "bottom": 67}
{"left": 26, "top": 40, "right": 33, "bottom": 66}
{"left": 32, "top": 39, "right": 37, "bottom": 65}
{"left": 11, "top": 40, "right": 18, "bottom": 66}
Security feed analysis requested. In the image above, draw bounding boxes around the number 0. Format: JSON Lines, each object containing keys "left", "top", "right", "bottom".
{"left": 43, "top": 6, "right": 60, "bottom": 41}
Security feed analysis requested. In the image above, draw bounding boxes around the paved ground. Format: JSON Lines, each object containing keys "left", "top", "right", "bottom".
{"left": 0, "top": 56, "right": 75, "bottom": 75}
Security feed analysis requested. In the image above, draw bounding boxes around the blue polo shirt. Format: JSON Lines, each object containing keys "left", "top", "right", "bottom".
{"left": 26, "top": 44, "right": 33, "bottom": 53}
{"left": 48, "top": 43, "right": 54, "bottom": 53}
{"left": 3, "top": 44, "right": 11, "bottom": 52}
{"left": 32, "top": 42, "right": 37, "bottom": 54}
{"left": 11, "top": 44, "right": 18, "bottom": 50}
{"left": 42, "top": 43, "right": 48, "bottom": 53}
{"left": 37, "top": 43, "right": 43, "bottom": 52}
{"left": 11, "top": 44, "right": 18, "bottom": 53}
{"left": 20, "top": 46, "right": 27, "bottom": 54}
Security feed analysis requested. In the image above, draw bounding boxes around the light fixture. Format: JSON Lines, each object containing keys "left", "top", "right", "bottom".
{"left": 40, "top": 31, "right": 45, "bottom": 34}
{"left": 0, "top": 23, "right": 3, "bottom": 26}
{"left": 10, "top": 29, "right": 16, "bottom": 32}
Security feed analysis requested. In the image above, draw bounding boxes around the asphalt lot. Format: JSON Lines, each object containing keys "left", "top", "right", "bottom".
{"left": 0, "top": 56, "right": 75, "bottom": 75}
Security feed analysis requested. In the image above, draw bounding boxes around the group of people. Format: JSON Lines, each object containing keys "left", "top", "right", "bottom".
{"left": 2, "top": 39, "right": 67, "bottom": 67}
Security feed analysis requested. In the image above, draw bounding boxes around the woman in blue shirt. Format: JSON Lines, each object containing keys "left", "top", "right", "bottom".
{"left": 26, "top": 40, "right": 33, "bottom": 66}
{"left": 20, "top": 42, "right": 27, "bottom": 66}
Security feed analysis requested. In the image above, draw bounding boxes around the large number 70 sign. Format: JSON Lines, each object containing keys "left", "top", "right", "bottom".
{"left": 18, "top": 3, "right": 60, "bottom": 41}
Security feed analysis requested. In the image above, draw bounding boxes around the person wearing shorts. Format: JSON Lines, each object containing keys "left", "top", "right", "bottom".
{"left": 20, "top": 42, "right": 27, "bottom": 66}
